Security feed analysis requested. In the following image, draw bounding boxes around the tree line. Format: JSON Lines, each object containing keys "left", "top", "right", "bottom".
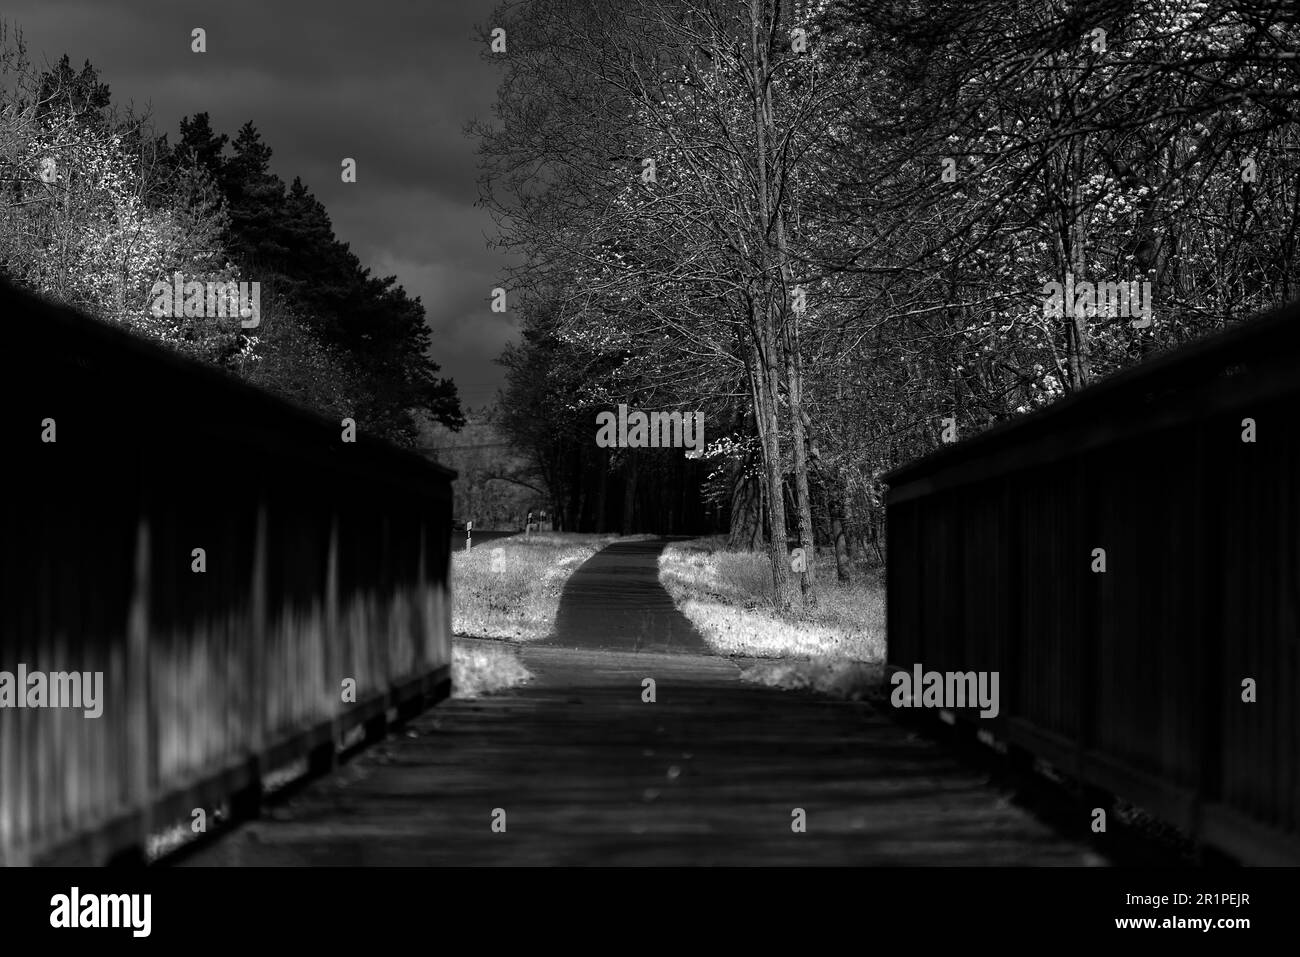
{"left": 475, "top": 0, "right": 1300, "bottom": 611}
{"left": 0, "top": 24, "right": 463, "bottom": 445}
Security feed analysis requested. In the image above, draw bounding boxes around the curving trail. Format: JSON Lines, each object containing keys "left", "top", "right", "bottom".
{"left": 543, "top": 538, "right": 711, "bottom": 654}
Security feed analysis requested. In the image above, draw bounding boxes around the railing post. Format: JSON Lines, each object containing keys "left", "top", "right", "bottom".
{"left": 310, "top": 512, "right": 341, "bottom": 776}
{"left": 234, "top": 500, "right": 269, "bottom": 820}
{"left": 1078, "top": 457, "right": 1096, "bottom": 761}
{"left": 417, "top": 524, "right": 429, "bottom": 671}
{"left": 123, "top": 514, "right": 152, "bottom": 864}
{"left": 251, "top": 501, "right": 268, "bottom": 752}
{"left": 1193, "top": 426, "right": 1224, "bottom": 851}
{"left": 379, "top": 515, "right": 393, "bottom": 687}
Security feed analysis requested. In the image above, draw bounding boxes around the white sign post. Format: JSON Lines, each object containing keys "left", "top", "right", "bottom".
{"left": 466, "top": 520, "right": 473, "bottom": 551}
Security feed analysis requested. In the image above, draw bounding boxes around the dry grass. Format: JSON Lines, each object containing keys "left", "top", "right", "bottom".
{"left": 658, "top": 536, "right": 886, "bottom": 693}
{"left": 452, "top": 638, "right": 533, "bottom": 698}
{"left": 738, "top": 659, "right": 884, "bottom": 700}
{"left": 452, "top": 532, "right": 650, "bottom": 641}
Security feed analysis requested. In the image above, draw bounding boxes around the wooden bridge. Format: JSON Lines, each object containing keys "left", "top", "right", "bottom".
{"left": 2, "top": 276, "right": 1296, "bottom": 865}
{"left": 1, "top": 279, "right": 453, "bottom": 866}
{"left": 176, "top": 544, "right": 1107, "bottom": 867}
{"left": 885, "top": 299, "right": 1300, "bottom": 865}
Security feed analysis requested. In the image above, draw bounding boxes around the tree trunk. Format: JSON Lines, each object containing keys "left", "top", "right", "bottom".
{"left": 783, "top": 334, "right": 818, "bottom": 604}
{"left": 594, "top": 445, "right": 609, "bottom": 533}
{"left": 799, "top": 406, "right": 849, "bottom": 584}
{"left": 842, "top": 491, "right": 860, "bottom": 561}
{"left": 870, "top": 506, "right": 885, "bottom": 565}
{"left": 746, "top": 1, "right": 799, "bottom": 612}
{"left": 826, "top": 486, "right": 851, "bottom": 585}
{"left": 751, "top": 0, "right": 814, "bottom": 609}
{"left": 621, "top": 452, "right": 638, "bottom": 534}
{"left": 728, "top": 467, "right": 763, "bottom": 551}
{"left": 747, "top": 318, "right": 795, "bottom": 611}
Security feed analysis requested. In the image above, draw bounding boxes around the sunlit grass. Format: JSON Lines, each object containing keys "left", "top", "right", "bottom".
{"left": 658, "top": 535, "right": 886, "bottom": 695}
{"left": 452, "top": 532, "right": 650, "bottom": 641}
{"left": 452, "top": 638, "right": 533, "bottom": 698}
{"left": 737, "top": 658, "right": 884, "bottom": 700}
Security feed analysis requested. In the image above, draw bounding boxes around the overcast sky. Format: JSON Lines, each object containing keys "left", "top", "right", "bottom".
{"left": 6, "top": 0, "right": 516, "bottom": 411}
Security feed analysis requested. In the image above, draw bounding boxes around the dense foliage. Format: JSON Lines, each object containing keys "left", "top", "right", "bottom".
{"left": 476, "top": 0, "right": 1300, "bottom": 609}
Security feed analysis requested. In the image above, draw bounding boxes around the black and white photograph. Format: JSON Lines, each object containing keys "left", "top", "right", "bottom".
{"left": 1, "top": 0, "right": 1296, "bottom": 941}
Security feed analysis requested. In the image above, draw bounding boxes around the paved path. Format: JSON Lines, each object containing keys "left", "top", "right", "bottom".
{"left": 543, "top": 538, "right": 710, "bottom": 654}
{"left": 179, "top": 538, "right": 1106, "bottom": 866}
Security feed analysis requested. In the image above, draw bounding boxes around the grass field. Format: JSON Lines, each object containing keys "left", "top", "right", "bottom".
{"left": 451, "top": 638, "right": 534, "bottom": 699}
{"left": 452, "top": 531, "right": 632, "bottom": 641}
{"left": 451, "top": 532, "right": 650, "bottom": 696}
{"left": 657, "top": 536, "right": 886, "bottom": 698}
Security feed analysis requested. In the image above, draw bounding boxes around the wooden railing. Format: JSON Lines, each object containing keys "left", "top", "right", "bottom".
{"left": 884, "top": 301, "right": 1300, "bottom": 865}
{"left": 0, "top": 279, "right": 454, "bottom": 865}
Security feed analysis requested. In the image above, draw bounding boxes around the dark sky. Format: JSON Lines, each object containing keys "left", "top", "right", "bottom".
{"left": 5, "top": 0, "right": 516, "bottom": 411}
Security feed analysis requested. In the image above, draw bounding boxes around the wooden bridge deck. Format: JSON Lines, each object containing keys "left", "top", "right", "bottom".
{"left": 178, "top": 540, "right": 1106, "bottom": 866}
